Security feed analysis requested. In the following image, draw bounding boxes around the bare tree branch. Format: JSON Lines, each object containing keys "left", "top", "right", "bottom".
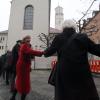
{"left": 38, "top": 33, "right": 53, "bottom": 49}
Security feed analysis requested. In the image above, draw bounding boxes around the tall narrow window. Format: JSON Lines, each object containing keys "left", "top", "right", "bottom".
{"left": 23, "top": 5, "right": 33, "bottom": 30}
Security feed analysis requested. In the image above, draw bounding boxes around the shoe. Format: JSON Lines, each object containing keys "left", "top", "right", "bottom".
{"left": 9, "top": 97, "right": 15, "bottom": 100}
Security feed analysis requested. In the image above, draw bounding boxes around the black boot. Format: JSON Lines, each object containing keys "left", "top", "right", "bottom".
{"left": 21, "top": 94, "right": 27, "bottom": 100}
{"left": 10, "top": 89, "right": 17, "bottom": 100}
{"left": 10, "top": 97, "right": 15, "bottom": 100}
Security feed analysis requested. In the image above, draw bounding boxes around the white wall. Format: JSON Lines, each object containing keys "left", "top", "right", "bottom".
{"left": 8, "top": 0, "right": 50, "bottom": 50}
{"left": 31, "top": 56, "right": 57, "bottom": 69}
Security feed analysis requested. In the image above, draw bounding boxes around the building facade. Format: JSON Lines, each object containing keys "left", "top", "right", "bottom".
{"left": 82, "top": 11, "right": 100, "bottom": 59}
{"left": 82, "top": 11, "right": 100, "bottom": 43}
{"left": 8, "top": 0, "right": 50, "bottom": 51}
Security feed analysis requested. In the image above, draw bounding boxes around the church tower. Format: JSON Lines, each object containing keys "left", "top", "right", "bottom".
{"left": 8, "top": 0, "right": 50, "bottom": 50}
{"left": 55, "top": 5, "right": 64, "bottom": 30}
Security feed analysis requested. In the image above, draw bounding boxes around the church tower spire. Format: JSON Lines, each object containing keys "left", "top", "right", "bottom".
{"left": 55, "top": 3, "right": 64, "bottom": 30}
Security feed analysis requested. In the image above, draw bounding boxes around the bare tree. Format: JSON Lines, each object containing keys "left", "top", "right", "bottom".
{"left": 77, "top": 0, "right": 97, "bottom": 33}
{"left": 38, "top": 33, "right": 55, "bottom": 49}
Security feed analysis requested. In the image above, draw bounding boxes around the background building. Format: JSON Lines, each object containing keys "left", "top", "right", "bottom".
{"left": 0, "top": 30, "right": 8, "bottom": 56}
{"left": 55, "top": 5, "right": 64, "bottom": 30}
{"left": 8, "top": 0, "right": 50, "bottom": 51}
{"left": 82, "top": 9, "right": 100, "bottom": 60}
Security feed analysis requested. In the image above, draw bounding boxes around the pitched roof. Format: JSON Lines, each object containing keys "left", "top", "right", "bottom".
{"left": 0, "top": 30, "right": 8, "bottom": 34}
{"left": 50, "top": 27, "right": 61, "bottom": 33}
{"left": 55, "top": 5, "right": 63, "bottom": 9}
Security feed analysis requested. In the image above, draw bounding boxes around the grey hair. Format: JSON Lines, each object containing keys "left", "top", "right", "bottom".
{"left": 62, "top": 19, "right": 78, "bottom": 31}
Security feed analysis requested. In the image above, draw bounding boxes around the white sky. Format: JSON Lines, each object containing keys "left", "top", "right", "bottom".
{"left": 0, "top": 0, "right": 100, "bottom": 31}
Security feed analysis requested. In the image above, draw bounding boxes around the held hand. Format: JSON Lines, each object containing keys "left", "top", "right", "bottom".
{"left": 38, "top": 51, "right": 44, "bottom": 57}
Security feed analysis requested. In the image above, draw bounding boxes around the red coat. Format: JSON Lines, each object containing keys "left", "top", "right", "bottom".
{"left": 16, "top": 43, "right": 43, "bottom": 94}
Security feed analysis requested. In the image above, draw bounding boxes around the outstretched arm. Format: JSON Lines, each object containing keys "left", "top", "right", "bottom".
{"left": 86, "top": 38, "right": 100, "bottom": 56}
{"left": 44, "top": 36, "right": 59, "bottom": 57}
{"left": 22, "top": 44, "right": 44, "bottom": 57}
{"left": 78, "top": 34, "right": 100, "bottom": 56}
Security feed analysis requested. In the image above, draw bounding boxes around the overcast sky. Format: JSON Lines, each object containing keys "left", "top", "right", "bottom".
{"left": 0, "top": 0, "right": 100, "bottom": 31}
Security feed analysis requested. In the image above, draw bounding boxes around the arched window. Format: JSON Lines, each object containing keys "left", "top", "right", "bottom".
{"left": 23, "top": 5, "right": 33, "bottom": 30}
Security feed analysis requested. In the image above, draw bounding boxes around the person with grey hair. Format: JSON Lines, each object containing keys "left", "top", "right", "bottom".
{"left": 44, "top": 19, "right": 100, "bottom": 100}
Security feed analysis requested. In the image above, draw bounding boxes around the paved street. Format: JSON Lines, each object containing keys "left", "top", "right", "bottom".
{"left": 0, "top": 70, "right": 100, "bottom": 100}
{"left": 0, "top": 70, "right": 54, "bottom": 100}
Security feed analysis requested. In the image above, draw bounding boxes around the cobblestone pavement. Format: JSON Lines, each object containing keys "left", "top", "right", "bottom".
{"left": 0, "top": 70, "right": 100, "bottom": 100}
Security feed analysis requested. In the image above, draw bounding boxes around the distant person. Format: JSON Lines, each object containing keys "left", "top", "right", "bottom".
{"left": 4, "top": 50, "right": 12, "bottom": 85}
{"left": 0, "top": 53, "right": 7, "bottom": 79}
{"left": 10, "top": 40, "right": 22, "bottom": 92}
{"left": 44, "top": 19, "right": 100, "bottom": 100}
{"left": 0, "top": 51, "right": 12, "bottom": 85}
{"left": 10, "top": 35, "right": 43, "bottom": 100}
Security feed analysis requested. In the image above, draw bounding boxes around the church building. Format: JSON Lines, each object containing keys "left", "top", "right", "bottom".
{"left": 8, "top": 0, "right": 51, "bottom": 51}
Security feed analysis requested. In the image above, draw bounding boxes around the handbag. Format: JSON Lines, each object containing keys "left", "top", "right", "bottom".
{"left": 48, "top": 62, "right": 57, "bottom": 86}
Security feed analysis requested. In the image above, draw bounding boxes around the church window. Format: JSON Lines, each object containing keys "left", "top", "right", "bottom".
{"left": 23, "top": 5, "right": 33, "bottom": 30}
{"left": 3, "top": 37, "right": 4, "bottom": 41}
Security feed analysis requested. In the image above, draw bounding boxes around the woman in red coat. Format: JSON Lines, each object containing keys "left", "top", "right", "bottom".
{"left": 10, "top": 35, "right": 43, "bottom": 100}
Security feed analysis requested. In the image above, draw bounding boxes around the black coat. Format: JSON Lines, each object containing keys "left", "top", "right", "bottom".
{"left": 11, "top": 43, "right": 20, "bottom": 72}
{"left": 44, "top": 32, "right": 100, "bottom": 100}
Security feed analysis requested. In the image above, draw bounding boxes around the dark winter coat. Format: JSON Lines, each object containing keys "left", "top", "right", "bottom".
{"left": 16, "top": 43, "right": 43, "bottom": 94}
{"left": 44, "top": 31, "right": 100, "bottom": 100}
{"left": 11, "top": 43, "right": 20, "bottom": 72}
